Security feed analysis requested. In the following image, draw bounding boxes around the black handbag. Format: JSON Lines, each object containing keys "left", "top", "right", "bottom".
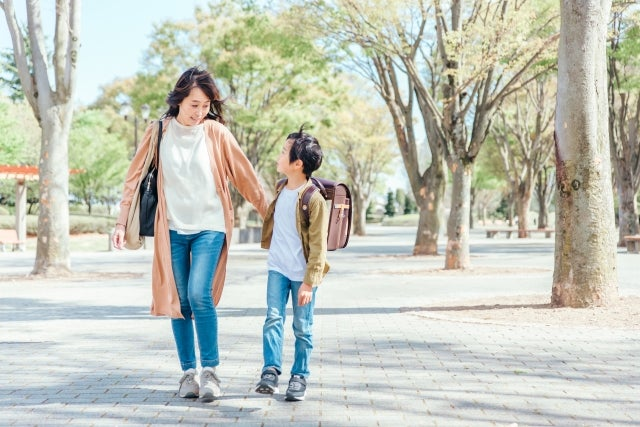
{"left": 139, "top": 121, "right": 163, "bottom": 237}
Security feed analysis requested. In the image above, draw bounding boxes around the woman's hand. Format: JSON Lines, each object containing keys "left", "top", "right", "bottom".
{"left": 112, "top": 224, "right": 126, "bottom": 250}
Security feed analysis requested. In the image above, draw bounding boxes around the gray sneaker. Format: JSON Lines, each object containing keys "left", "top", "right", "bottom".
{"left": 199, "top": 367, "right": 221, "bottom": 402}
{"left": 178, "top": 369, "right": 199, "bottom": 398}
{"left": 255, "top": 367, "right": 279, "bottom": 394}
{"left": 285, "top": 374, "right": 307, "bottom": 401}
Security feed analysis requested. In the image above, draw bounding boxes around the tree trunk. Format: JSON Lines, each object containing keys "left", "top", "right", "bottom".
{"left": 33, "top": 104, "right": 73, "bottom": 275}
{"left": 516, "top": 179, "right": 534, "bottom": 237}
{"left": 352, "top": 189, "right": 367, "bottom": 236}
{"left": 413, "top": 173, "right": 445, "bottom": 255}
{"left": 617, "top": 175, "right": 639, "bottom": 242}
{"left": 445, "top": 161, "right": 472, "bottom": 269}
{"left": 536, "top": 168, "right": 554, "bottom": 229}
{"left": 553, "top": 0, "right": 618, "bottom": 307}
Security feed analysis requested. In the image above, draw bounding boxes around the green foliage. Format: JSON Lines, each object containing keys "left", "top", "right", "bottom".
{"left": 68, "top": 110, "right": 130, "bottom": 214}
{"left": 196, "top": 1, "right": 342, "bottom": 175}
{"left": 610, "top": 17, "right": 640, "bottom": 91}
{"left": 0, "top": 26, "right": 31, "bottom": 101}
{"left": 0, "top": 96, "right": 40, "bottom": 165}
{"left": 384, "top": 191, "right": 396, "bottom": 217}
{"left": 0, "top": 214, "right": 115, "bottom": 235}
{"left": 404, "top": 195, "right": 416, "bottom": 215}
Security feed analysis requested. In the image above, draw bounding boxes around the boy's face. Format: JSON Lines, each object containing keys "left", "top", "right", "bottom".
{"left": 277, "top": 139, "right": 301, "bottom": 175}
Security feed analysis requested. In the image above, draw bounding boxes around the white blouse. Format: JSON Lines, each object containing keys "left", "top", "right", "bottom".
{"left": 160, "top": 118, "right": 225, "bottom": 234}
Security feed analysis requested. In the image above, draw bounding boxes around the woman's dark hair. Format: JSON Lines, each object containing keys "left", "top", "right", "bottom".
{"left": 287, "top": 124, "right": 323, "bottom": 179}
{"left": 164, "top": 67, "right": 225, "bottom": 124}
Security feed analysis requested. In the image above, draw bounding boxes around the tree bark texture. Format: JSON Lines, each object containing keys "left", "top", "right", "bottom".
{"left": 373, "top": 54, "right": 445, "bottom": 255}
{"left": 535, "top": 167, "right": 555, "bottom": 229}
{"left": 445, "top": 160, "right": 472, "bottom": 269}
{"left": 351, "top": 185, "right": 367, "bottom": 237}
{"left": 3, "top": 0, "right": 80, "bottom": 275}
{"left": 553, "top": 0, "right": 618, "bottom": 307}
{"left": 608, "top": 11, "right": 640, "bottom": 245}
{"left": 34, "top": 103, "right": 73, "bottom": 274}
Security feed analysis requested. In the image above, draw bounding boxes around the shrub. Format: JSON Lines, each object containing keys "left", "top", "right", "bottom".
{"left": 0, "top": 214, "right": 115, "bottom": 235}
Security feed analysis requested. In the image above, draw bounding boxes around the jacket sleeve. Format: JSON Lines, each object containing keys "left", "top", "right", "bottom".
{"left": 116, "top": 122, "right": 156, "bottom": 226}
{"left": 218, "top": 125, "right": 269, "bottom": 219}
{"left": 303, "top": 192, "right": 329, "bottom": 286}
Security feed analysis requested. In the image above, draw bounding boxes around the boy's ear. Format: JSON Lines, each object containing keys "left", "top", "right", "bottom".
{"left": 293, "top": 159, "right": 304, "bottom": 170}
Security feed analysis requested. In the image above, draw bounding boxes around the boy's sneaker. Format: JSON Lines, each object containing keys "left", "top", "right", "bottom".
{"left": 255, "top": 367, "right": 279, "bottom": 394}
{"left": 178, "top": 368, "right": 199, "bottom": 398}
{"left": 199, "top": 367, "right": 221, "bottom": 402}
{"left": 285, "top": 374, "right": 307, "bottom": 401}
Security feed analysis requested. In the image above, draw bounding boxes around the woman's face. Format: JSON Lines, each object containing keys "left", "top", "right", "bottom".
{"left": 176, "top": 86, "right": 210, "bottom": 126}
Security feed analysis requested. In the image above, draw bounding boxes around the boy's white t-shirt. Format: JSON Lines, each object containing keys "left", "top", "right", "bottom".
{"left": 267, "top": 185, "right": 307, "bottom": 281}
{"left": 160, "top": 119, "right": 225, "bottom": 234}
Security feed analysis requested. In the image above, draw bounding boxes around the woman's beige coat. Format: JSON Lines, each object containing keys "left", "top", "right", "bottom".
{"left": 116, "top": 118, "right": 268, "bottom": 318}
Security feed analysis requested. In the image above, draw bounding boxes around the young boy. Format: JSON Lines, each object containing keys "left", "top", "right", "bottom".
{"left": 256, "top": 127, "right": 330, "bottom": 401}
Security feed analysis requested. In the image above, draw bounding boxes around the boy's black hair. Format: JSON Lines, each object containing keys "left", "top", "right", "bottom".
{"left": 287, "top": 125, "right": 323, "bottom": 179}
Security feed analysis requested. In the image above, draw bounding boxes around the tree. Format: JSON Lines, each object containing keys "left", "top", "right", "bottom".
{"left": 553, "top": 0, "right": 618, "bottom": 307}
{"left": 608, "top": 6, "right": 640, "bottom": 245}
{"left": 535, "top": 165, "right": 555, "bottom": 228}
{"left": 384, "top": 191, "right": 396, "bottom": 217}
{"left": 493, "top": 77, "right": 555, "bottom": 236}
{"left": 321, "top": 93, "right": 395, "bottom": 236}
{"left": 431, "top": 0, "right": 558, "bottom": 268}
{"left": 302, "top": 0, "right": 558, "bottom": 264}
{"left": 0, "top": 34, "right": 27, "bottom": 101}
{"left": 1, "top": 0, "right": 81, "bottom": 275}
{"left": 68, "top": 110, "right": 129, "bottom": 214}
{"left": 303, "top": 0, "right": 447, "bottom": 256}
{"left": 133, "top": 1, "right": 342, "bottom": 225}
{"left": 0, "top": 95, "right": 40, "bottom": 165}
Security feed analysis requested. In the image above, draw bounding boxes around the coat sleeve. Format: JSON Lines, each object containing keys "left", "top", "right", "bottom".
{"left": 303, "top": 191, "right": 329, "bottom": 286}
{"left": 218, "top": 125, "right": 269, "bottom": 219}
{"left": 116, "top": 122, "right": 156, "bottom": 226}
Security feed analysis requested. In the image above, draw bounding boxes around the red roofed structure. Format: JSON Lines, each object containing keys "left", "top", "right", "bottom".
{"left": 0, "top": 165, "right": 84, "bottom": 251}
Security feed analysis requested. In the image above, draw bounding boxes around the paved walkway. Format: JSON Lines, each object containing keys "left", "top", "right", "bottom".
{"left": 1, "top": 226, "right": 638, "bottom": 426}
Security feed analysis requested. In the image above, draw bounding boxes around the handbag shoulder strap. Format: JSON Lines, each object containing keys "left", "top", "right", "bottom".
{"left": 153, "top": 120, "right": 163, "bottom": 168}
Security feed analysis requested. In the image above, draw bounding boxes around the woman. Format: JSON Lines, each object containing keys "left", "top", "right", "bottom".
{"left": 112, "top": 67, "right": 268, "bottom": 402}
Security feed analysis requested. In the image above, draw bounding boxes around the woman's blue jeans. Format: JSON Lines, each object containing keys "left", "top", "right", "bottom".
{"left": 262, "top": 270, "right": 317, "bottom": 378}
{"left": 169, "top": 230, "right": 224, "bottom": 371}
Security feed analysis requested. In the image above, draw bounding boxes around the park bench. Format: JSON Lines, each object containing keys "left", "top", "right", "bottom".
{"left": 0, "top": 229, "right": 25, "bottom": 252}
{"left": 525, "top": 229, "right": 555, "bottom": 238}
{"left": 485, "top": 229, "right": 516, "bottom": 238}
{"left": 623, "top": 235, "right": 640, "bottom": 253}
{"left": 485, "top": 228, "right": 554, "bottom": 238}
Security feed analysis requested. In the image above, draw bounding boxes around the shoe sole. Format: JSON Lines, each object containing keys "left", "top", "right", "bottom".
{"left": 285, "top": 393, "right": 306, "bottom": 401}
{"left": 255, "top": 384, "right": 278, "bottom": 394}
{"left": 199, "top": 391, "right": 220, "bottom": 402}
{"left": 180, "top": 391, "right": 198, "bottom": 398}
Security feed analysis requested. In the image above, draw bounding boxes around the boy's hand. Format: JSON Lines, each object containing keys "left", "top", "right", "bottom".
{"left": 298, "top": 283, "right": 313, "bottom": 306}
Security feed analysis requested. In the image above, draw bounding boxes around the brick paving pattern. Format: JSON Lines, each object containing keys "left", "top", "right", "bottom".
{"left": 1, "top": 227, "right": 638, "bottom": 426}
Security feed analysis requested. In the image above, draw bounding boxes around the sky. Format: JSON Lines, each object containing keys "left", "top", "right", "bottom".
{"left": 1, "top": 0, "right": 209, "bottom": 106}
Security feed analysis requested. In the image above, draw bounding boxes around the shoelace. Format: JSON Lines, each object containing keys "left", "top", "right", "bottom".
{"left": 180, "top": 373, "right": 196, "bottom": 385}
{"left": 201, "top": 371, "right": 219, "bottom": 384}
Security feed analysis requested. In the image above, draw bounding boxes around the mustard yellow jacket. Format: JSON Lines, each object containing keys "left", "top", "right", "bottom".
{"left": 260, "top": 180, "right": 330, "bottom": 286}
{"left": 117, "top": 118, "right": 269, "bottom": 318}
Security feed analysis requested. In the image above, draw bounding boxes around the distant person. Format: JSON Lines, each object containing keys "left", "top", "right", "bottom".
{"left": 112, "top": 67, "right": 268, "bottom": 402}
{"left": 255, "top": 126, "right": 330, "bottom": 401}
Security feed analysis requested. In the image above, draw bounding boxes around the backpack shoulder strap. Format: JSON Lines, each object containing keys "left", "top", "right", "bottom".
{"left": 300, "top": 184, "right": 319, "bottom": 226}
{"left": 276, "top": 178, "right": 287, "bottom": 193}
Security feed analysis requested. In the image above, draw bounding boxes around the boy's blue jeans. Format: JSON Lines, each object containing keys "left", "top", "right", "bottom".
{"left": 169, "top": 230, "right": 224, "bottom": 371}
{"left": 262, "top": 270, "right": 317, "bottom": 378}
